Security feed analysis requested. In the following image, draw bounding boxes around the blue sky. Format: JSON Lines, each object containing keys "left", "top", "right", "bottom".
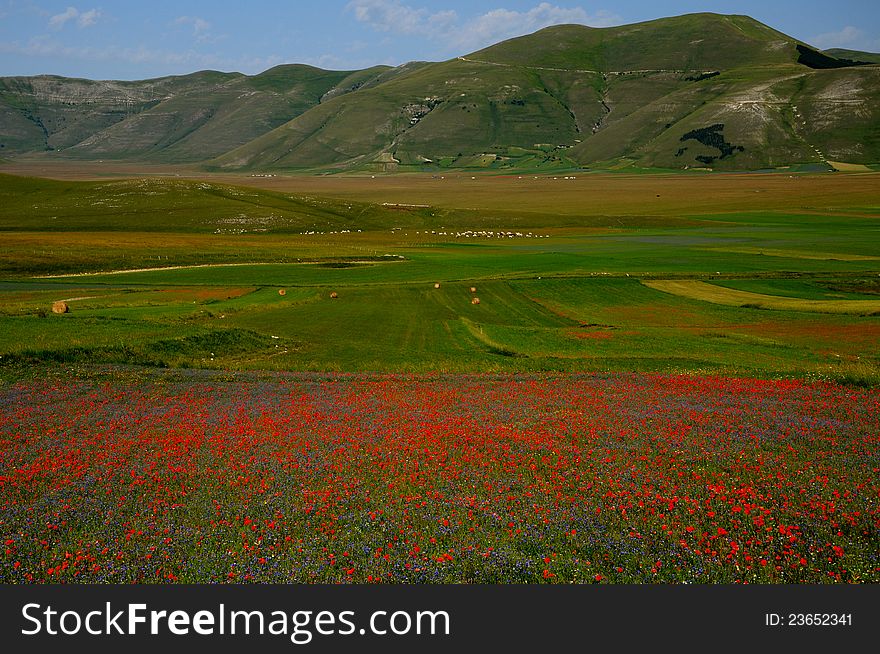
{"left": 1, "top": 1, "right": 878, "bottom": 79}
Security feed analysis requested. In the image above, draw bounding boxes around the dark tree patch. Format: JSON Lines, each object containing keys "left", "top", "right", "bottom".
{"left": 684, "top": 71, "right": 720, "bottom": 82}
{"left": 680, "top": 124, "right": 744, "bottom": 163}
{"left": 796, "top": 44, "right": 868, "bottom": 69}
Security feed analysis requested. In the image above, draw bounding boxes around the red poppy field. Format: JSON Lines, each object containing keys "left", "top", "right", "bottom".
{"left": 1, "top": 370, "right": 878, "bottom": 584}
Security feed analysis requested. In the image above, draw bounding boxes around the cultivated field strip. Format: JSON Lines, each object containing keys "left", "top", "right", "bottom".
{"left": 643, "top": 280, "right": 880, "bottom": 314}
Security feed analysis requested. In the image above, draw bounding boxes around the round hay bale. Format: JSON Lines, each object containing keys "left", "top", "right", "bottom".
{"left": 434, "top": 283, "right": 441, "bottom": 289}
{"left": 278, "top": 289, "right": 287, "bottom": 296}
{"left": 469, "top": 286, "right": 477, "bottom": 293}
{"left": 51, "top": 301, "right": 69, "bottom": 314}
{"left": 330, "top": 292, "right": 339, "bottom": 299}
{"left": 471, "top": 297, "right": 480, "bottom": 305}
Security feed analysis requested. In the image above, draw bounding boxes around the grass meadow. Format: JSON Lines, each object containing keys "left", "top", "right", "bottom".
{"left": 1, "top": 170, "right": 878, "bottom": 383}
{"left": 1, "top": 168, "right": 878, "bottom": 583}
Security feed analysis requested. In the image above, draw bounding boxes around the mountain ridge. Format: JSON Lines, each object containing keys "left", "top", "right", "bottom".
{"left": 2, "top": 12, "right": 878, "bottom": 172}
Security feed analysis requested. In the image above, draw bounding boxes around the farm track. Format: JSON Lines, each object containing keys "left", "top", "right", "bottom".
{"left": 34, "top": 260, "right": 399, "bottom": 278}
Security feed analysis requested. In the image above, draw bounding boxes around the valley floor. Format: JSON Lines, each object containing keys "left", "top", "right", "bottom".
{"left": 0, "top": 168, "right": 878, "bottom": 583}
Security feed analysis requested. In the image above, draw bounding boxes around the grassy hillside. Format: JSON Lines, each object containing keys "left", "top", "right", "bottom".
{"left": 825, "top": 49, "right": 880, "bottom": 64}
{"left": 214, "top": 13, "right": 879, "bottom": 172}
{"left": 0, "top": 71, "right": 239, "bottom": 154}
{"left": 469, "top": 13, "right": 799, "bottom": 71}
{"left": 2, "top": 13, "right": 878, "bottom": 171}
{"left": 574, "top": 65, "right": 880, "bottom": 169}
{"left": 211, "top": 55, "right": 597, "bottom": 170}
{"left": 0, "top": 65, "right": 393, "bottom": 162}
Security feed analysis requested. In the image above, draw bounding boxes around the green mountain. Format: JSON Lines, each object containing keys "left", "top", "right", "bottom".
{"left": 0, "top": 64, "right": 392, "bottom": 161}
{"left": 213, "top": 13, "right": 880, "bottom": 171}
{"left": 825, "top": 49, "right": 880, "bottom": 64}
{"left": 2, "top": 13, "right": 878, "bottom": 171}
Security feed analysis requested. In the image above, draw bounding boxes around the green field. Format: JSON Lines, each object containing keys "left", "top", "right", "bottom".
{"left": 1, "top": 170, "right": 879, "bottom": 384}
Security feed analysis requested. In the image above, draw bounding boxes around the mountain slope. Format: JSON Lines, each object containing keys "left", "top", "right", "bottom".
{"left": 569, "top": 63, "right": 880, "bottom": 169}
{"left": 467, "top": 13, "right": 799, "bottom": 71}
{"left": 212, "top": 13, "right": 879, "bottom": 171}
{"left": 2, "top": 13, "right": 878, "bottom": 171}
{"left": 824, "top": 49, "right": 880, "bottom": 64}
{"left": 0, "top": 64, "right": 392, "bottom": 161}
{"left": 211, "top": 56, "right": 594, "bottom": 170}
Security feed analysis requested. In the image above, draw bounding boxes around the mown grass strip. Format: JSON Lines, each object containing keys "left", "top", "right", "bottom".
{"left": 699, "top": 247, "right": 880, "bottom": 261}
{"left": 643, "top": 280, "right": 880, "bottom": 314}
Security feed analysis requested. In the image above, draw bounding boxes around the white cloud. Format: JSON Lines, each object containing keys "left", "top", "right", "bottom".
{"left": 173, "top": 15, "right": 219, "bottom": 44}
{"left": 811, "top": 26, "right": 863, "bottom": 50}
{"left": 77, "top": 8, "right": 101, "bottom": 28}
{"left": 347, "top": 1, "right": 620, "bottom": 51}
{"left": 453, "top": 5, "right": 618, "bottom": 49}
{"left": 810, "top": 25, "right": 880, "bottom": 53}
{"left": 348, "top": 0, "right": 456, "bottom": 35}
{"left": 48, "top": 6, "right": 101, "bottom": 31}
{"left": 0, "top": 36, "right": 281, "bottom": 75}
{"left": 48, "top": 6, "right": 77, "bottom": 30}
